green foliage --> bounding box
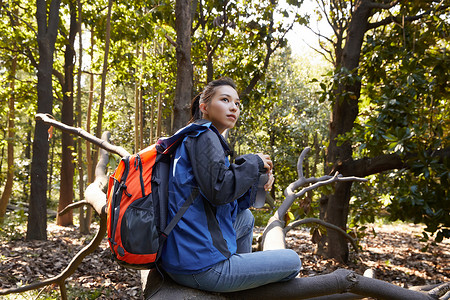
[252,208,272,227]
[345,4,450,241]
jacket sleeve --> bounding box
[185,130,266,206]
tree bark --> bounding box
[0,47,17,224]
[57,0,77,226]
[27,0,61,240]
[172,0,193,133]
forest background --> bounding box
[0,0,449,268]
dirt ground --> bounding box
[0,221,448,299]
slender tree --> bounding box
[26,0,61,240]
[57,0,78,226]
[0,48,17,224]
[76,0,90,234]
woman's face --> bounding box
[200,85,240,134]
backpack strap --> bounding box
[156,187,200,262]
[161,187,199,237]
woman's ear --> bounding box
[199,102,208,115]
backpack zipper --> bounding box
[137,154,146,198]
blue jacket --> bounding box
[161,120,265,274]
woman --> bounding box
[161,77,301,292]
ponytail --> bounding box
[189,93,202,123]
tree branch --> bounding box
[35,113,130,157]
[367,9,432,31]
[276,148,367,220]
[53,68,65,87]
[284,217,358,252]
[164,33,177,48]
[366,0,399,10]
[339,147,450,178]
[58,200,88,215]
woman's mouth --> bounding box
[227,115,236,121]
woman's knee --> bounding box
[234,209,255,230]
[280,249,302,272]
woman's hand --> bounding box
[256,153,273,171]
[256,153,274,191]
[264,169,274,191]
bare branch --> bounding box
[293,172,367,199]
[304,24,335,47]
[297,147,310,179]
[367,8,435,31]
[81,70,103,76]
[302,39,335,65]
[35,113,130,157]
[284,217,358,252]
[164,33,177,48]
[53,68,65,87]
[366,0,400,10]
[59,200,88,215]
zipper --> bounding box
[137,154,145,198]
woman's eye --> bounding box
[221,98,229,102]
[235,102,241,108]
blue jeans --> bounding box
[166,209,302,292]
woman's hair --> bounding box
[189,77,237,123]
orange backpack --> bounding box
[106,123,209,269]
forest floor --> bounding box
[0,220,449,299]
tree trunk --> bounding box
[48,137,55,201]
[134,44,141,152]
[24,120,32,202]
[321,0,373,262]
[75,0,90,234]
[86,27,95,188]
[172,0,193,133]
[57,0,77,226]
[157,45,164,138]
[139,46,145,150]
[92,0,112,170]
[27,0,61,240]
[0,49,17,224]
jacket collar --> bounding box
[194,119,232,156]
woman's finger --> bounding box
[265,172,274,191]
